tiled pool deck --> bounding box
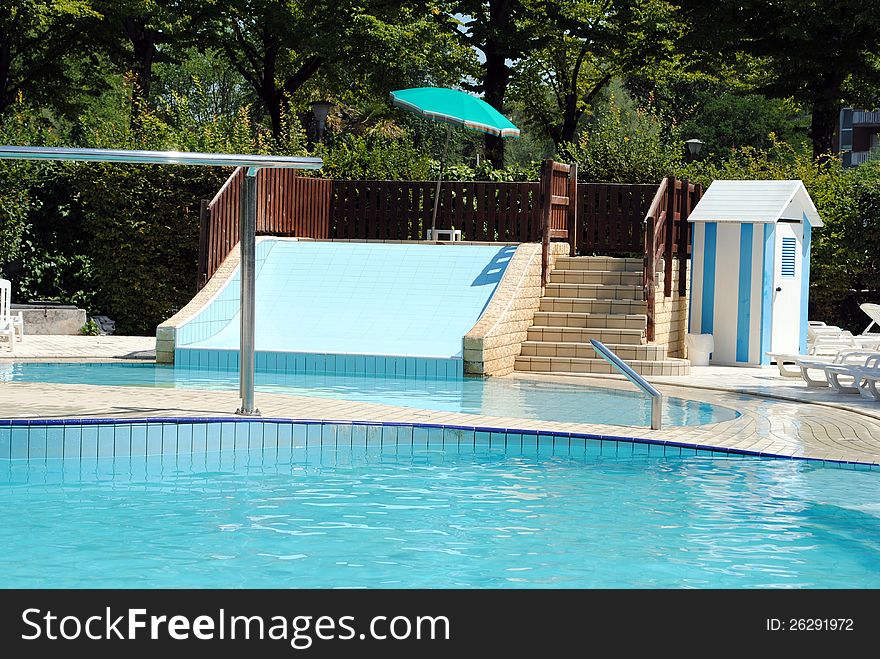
[1,358,879,466]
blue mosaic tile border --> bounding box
[0,417,876,470]
[174,348,463,379]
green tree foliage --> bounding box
[212,0,474,139]
[677,0,880,158]
[318,133,434,180]
[89,0,205,115]
[511,0,679,149]
[679,92,808,156]
[810,162,880,331]
[434,0,547,167]
[0,1,99,114]
[562,90,682,183]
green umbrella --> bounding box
[390,87,520,236]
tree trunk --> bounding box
[560,91,580,145]
[481,0,515,169]
[483,50,509,168]
[0,37,11,115]
[809,81,841,160]
[124,20,158,123]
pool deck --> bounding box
[0,335,155,360]
[2,343,879,465]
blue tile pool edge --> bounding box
[0,417,875,470]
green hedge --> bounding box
[0,162,226,335]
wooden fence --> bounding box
[197,169,332,282]
[197,162,657,287]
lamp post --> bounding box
[310,101,334,143]
[685,139,705,162]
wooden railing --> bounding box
[643,176,702,341]
[540,159,576,285]
[197,168,332,286]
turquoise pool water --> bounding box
[1,443,877,588]
[0,362,738,427]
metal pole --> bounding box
[237,166,260,416]
[651,395,663,431]
[430,124,452,237]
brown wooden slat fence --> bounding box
[327,180,544,242]
[198,168,332,286]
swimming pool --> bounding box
[0,362,737,427]
[1,426,877,589]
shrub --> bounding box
[317,133,434,180]
[561,95,683,183]
[75,163,227,335]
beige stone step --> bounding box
[527,326,645,345]
[539,297,648,315]
[519,341,667,360]
[532,311,647,330]
[553,256,643,272]
[544,283,644,301]
[514,355,690,376]
[549,269,643,286]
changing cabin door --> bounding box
[770,222,803,354]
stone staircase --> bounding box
[514,256,690,376]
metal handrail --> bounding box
[0,145,322,169]
[590,339,663,430]
[0,145,323,416]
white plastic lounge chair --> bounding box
[0,279,16,353]
[826,355,880,399]
[858,368,880,401]
[825,355,879,394]
[861,303,880,336]
[768,341,856,377]
[795,350,878,388]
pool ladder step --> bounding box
[515,255,690,377]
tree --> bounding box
[677,0,880,158]
[0,1,97,116]
[433,1,546,167]
[211,1,472,140]
[90,1,208,117]
[510,0,678,149]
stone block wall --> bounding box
[463,242,569,376]
[652,258,689,358]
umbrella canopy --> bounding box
[390,87,521,238]
[390,87,520,138]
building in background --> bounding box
[837,108,880,167]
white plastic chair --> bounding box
[0,279,17,353]
[861,303,880,335]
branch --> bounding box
[282,55,323,96]
[222,43,262,93]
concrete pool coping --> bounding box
[1,371,879,466]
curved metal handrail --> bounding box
[590,339,663,430]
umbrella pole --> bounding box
[430,124,452,237]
